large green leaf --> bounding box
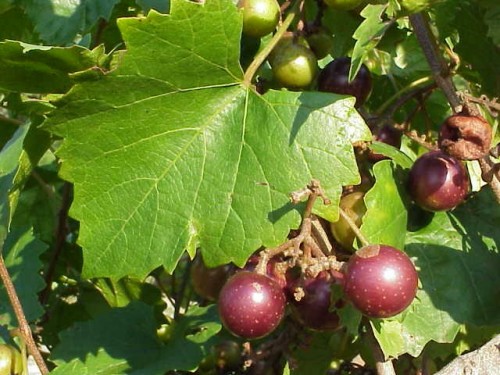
[50,303,221,374]
[44,0,371,279]
[19,0,120,45]
[0,227,47,327]
[372,187,500,358]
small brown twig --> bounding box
[256,180,341,277]
[0,255,49,374]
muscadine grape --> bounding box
[238,0,280,38]
[288,272,341,331]
[368,124,402,162]
[318,56,372,107]
[218,271,286,339]
[408,150,469,211]
[269,34,318,89]
[343,245,418,318]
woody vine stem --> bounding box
[409,12,500,203]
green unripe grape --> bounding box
[330,192,367,250]
[238,0,280,38]
[269,34,318,89]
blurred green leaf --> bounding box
[19,0,121,45]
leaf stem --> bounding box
[338,207,369,248]
[243,12,296,87]
[375,75,435,116]
[0,254,49,374]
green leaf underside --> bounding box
[0,227,46,327]
[50,303,221,374]
[361,160,408,250]
[372,187,500,359]
[0,41,102,93]
[44,0,371,279]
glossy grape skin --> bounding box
[343,245,418,318]
[218,271,286,339]
[269,35,318,89]
[238,0,280,38]
[408,150,469,211]
[318,56,372,107]
[288,272,341,331]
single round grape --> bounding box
[218,271,286,339]
[343,244,418,318]
[408,150,469,211]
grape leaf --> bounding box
[369,141,413,168]
[0,41,105,93]
[372,187,500,358]
[483,3,500,46]
[350,4,394,81]
[50,303,221,374]
[44,0,371,279]
[0,227,46,327]
[360,160,408,250]
[19,0,120,45]
[136,0,170,13]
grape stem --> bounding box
[0,254,49,374]
[255,180,344,277]
[243,11,296,87]
[338,207,369,248]
[409,12,500,203]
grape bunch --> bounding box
[190,0,495,373]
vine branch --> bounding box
[0,255,49,374]
[409,12,500,203]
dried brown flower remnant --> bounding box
[438,114,492,160]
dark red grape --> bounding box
[318,56,372,107]
[218,271,286,339]
[343,245,418,318]
[368,124,402,161]
[408,150,469,211]
[288,272,341,331]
